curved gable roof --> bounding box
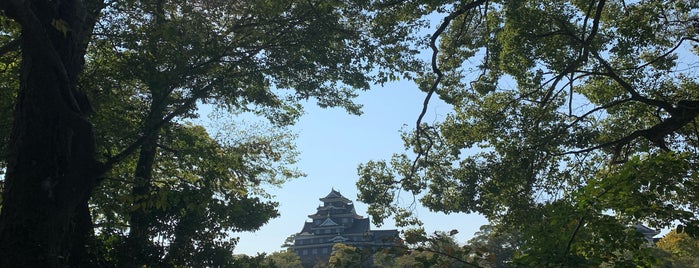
[319,217,339,227]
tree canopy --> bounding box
[357,0,699,266]
[0,0,420,266]
[3,0,698,266]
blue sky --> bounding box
[230,78,488,255]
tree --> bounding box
[265,249,304,268]
[0,1,105,266]
[327,243,366,268]
[357,0,699,266]
[655,229,699,267]
[373,229,487,268]
[411,230,488,268]
[466,225,520,267]
[0,0,420,265]
[88,119,298,266]
[232,253,269,268]
[82,0,405,265]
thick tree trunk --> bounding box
[0,0,103,266]
[0,39,100,267]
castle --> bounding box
[291,189,398,267]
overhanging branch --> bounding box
[411,0,487,179]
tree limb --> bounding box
[590,50,678,115]
[411,0,487,179]
[563,216,585,258]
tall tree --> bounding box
[89,121,295,267]
[357,0,699,266]
[83,0,416,266]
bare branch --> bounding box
[633,37,691,71]
[565,97,633,127]
[411,0,487,179]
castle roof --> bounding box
[320,189,351,203]
[292,189,398,268]
[319,217,339,227]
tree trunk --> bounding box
[126,107,165,267]
[0,36,100,267]
[0,0,103,266]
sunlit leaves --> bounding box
[92,121,291,266]
[264,249,303,268]
[328,243,366,268]
[357,0,699,266]
[656,229,699,261]
[583,152,699,228]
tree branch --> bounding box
[590,50,678,115]
[411,0,487,179]
[565,97,633,128]
[633,37,690,71]
[563,216,585,258]
[100,85,210,176]
[562,100,699,161]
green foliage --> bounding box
[654,229,699,267]
[0,17,19,177]
[90,121,295,266]
[264,249,304,268]
[373,230,489,267]
[232,253,269,268]
[467,225,520,267]
[357,0,699,266]
[69,0,427,265]
[582,152,699,230]
[328,243,362,268]
[2,0,428,266]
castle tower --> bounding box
[291,189,398,267]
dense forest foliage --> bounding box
[1,0,698,267]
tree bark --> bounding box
[126,105,166,267]
[0,0,103,266]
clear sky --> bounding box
[229,78,488,255]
